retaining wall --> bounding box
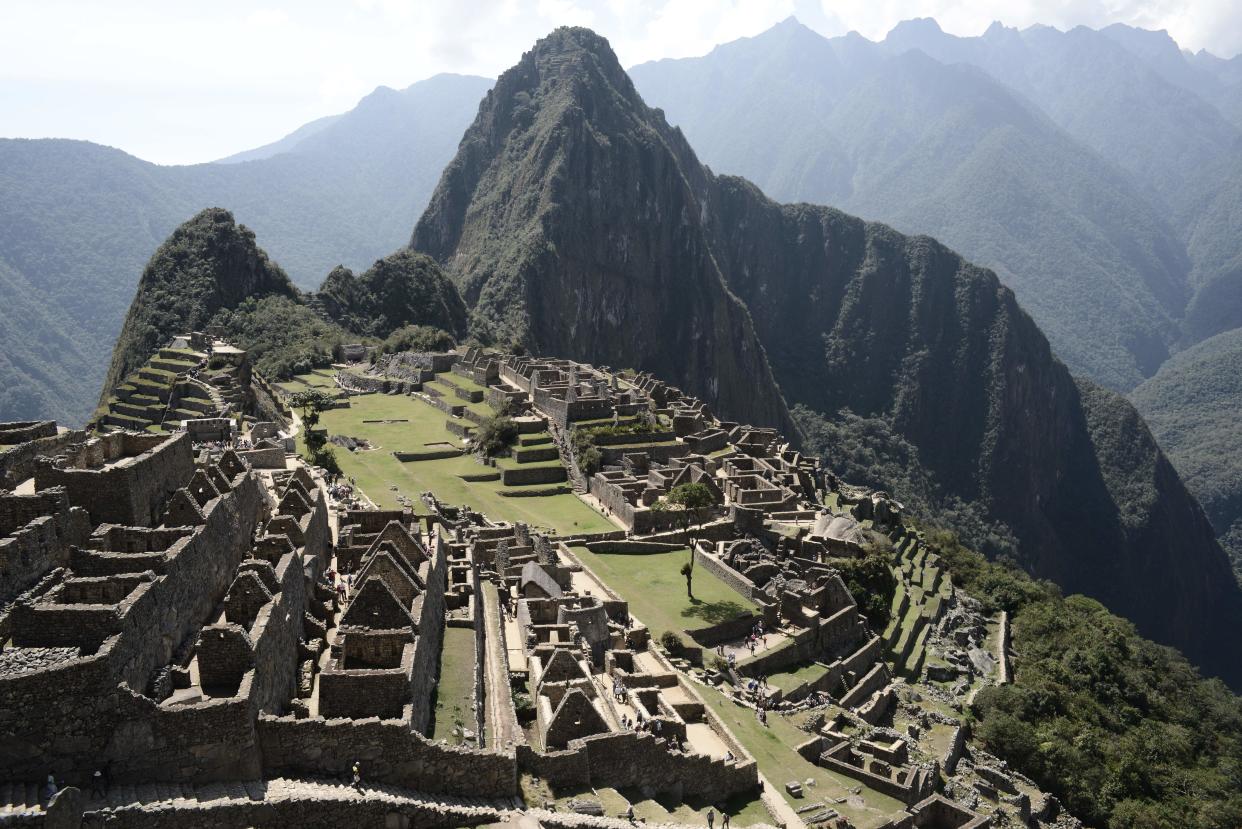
[256,715,517,797]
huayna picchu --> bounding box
[1,18,1241,829]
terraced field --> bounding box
[286,371,615,534]
[882,533,954,679]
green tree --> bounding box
[828,551,898,628]
[378,324,456,355]
[290,388,339,473]
[474,415,519,457]
[655,482,716,599]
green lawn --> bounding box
[699,688,904,826]
[766,660,830,693]
[431,626,477,741]
[278,368,338,392]
[423,378,493,418]
[568,545,756,638]
[291,378,614,535]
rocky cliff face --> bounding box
[702,178,1240,678]
[411,27,1242,685]
[411,27,793,434]
[102,208,297,397]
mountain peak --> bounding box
[887,17,944,39]
[101,208,296,397]
[410,26,795,432]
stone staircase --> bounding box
[548,419,589,493]
[0,780,44,819]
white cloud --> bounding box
[0,0,1236,164]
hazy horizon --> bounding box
[1,0,1238,166]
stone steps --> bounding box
[0,780,44,817]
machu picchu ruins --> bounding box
[0,341,1077,829]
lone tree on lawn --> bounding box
[289,388,339,473]
[656,482,715,599]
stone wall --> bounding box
[256,715,517,797]
[0,472,266,784]
[693,548,762,602]
[34,432,195,527]
[518,731,758,801]
[410,538,449,734]
[394,449,465,462]
[319,646,414,719]
[589,430,676,447]
[0,420,58,444]
[683,612,766,648]
[247,551,307,713]
[92,787,503,828]
[840,663,890,709]
[0,428,87,489]
[0,488,90,604]
[501,465,568,486]
[238,447,287,469]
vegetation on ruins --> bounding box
[928,531,1242,829]
[827,551,897,629]
[569,428,603,476]
[376,323,457,356]
[474,415,519,458]
[212,295,354,380]
[658,630,685,655]
[295,385,611,530]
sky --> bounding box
[1,0,1236,165]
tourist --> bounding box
[352,761,362,790]
[706,807,715,829]
[90,768,105,798]
[625,803,635,823]
[44,774,57,803]
[725,750,735,762]
[722,812,731,828]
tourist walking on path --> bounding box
[352,761,362,791]
[706,807,715,829]
[722,811,731,828]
